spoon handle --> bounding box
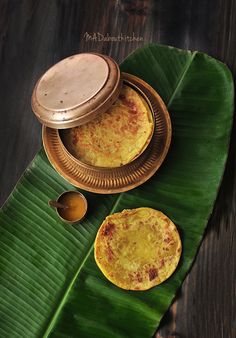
[48,200,68,209]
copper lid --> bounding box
[31,53,122,128]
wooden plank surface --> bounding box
[0,1,235,337]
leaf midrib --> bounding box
[43,193,123,337]
[43,51,197,338]
[167,51,197,108]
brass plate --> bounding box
[42,73,172,194]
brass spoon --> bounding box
[48,200,68,209]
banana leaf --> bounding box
[0,43,234,338]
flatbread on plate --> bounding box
[61,85,154,167]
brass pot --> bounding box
[32,53,171,194]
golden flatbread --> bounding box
[61,85,154,167]
[94,208,181,291]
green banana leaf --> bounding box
[0,43,234,338]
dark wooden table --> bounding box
[0,1,235,337]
